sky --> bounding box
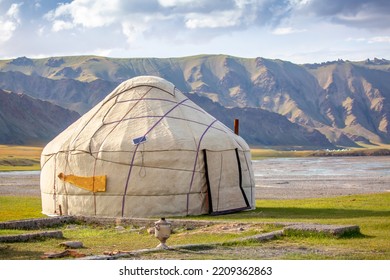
[0,0,389,64]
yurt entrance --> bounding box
[203,149,251,215]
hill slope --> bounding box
[0,89,80,145]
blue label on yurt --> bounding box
[132,136,147,145]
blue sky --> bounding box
[0,0,389,63]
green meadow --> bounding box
[0,193,389,260]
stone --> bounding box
[284,224,360,237]
[115,226,126,231]
[59,241,84,249]
[0,231,63,242]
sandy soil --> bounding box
[1,157,389,199]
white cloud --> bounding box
[6,3,22,22]
[0,20,17,43]
[183,0,264,29]
[346,37,367,42]
[35,0,390,62]
[368,36,390,44]
[52,20,75,32]
[291,0,312,5]
[44,0,288,37]
[346,36,390,44]
[272,27,306,35]
[45,0,120,30]
[121,20,147,45]
[0,3,23,44]
[185,11,241,29]
[37,26,45,36]
[298,0,390,29]
[158,0,194,7]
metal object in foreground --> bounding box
[154,218,172,249]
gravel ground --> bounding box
[253,156,390,199]
[0,171,40,196]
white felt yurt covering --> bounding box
[40,76,255,217]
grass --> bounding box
[188,193,390,259]
[0,220,274,260]
[0,196,45,222]
[0,145,42,171]
[0,193,389,259]
[251,148,313,159]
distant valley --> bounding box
[0,55,389,148]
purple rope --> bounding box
[186,119,218,215]
[118,97,178,103]
[118,97,205,113]
[103,115,225,133]
[121,98,189,216]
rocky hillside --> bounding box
[306,59,390,146]
[188,93,333,147]
[0,55,388,147]
[0,89,80,145]
[0,71,116,114]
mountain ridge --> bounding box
[0,89,80,145]
[0,55,389,147]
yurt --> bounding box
[40,76,255,218]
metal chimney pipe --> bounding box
[234,119,239,135]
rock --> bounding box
[66,224,78,230]
[137,226,146,234]
[284,224,360,237]
[42,250,86,259]
[0,231,63,242]
[115,226,125,231]
[147,227,155,234]
[59,241,84,249]
[42,250,70,259]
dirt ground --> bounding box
[123,243,332,260]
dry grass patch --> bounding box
[0,145,42,171]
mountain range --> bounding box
[0,55,389,148]
[0,89,79,145]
